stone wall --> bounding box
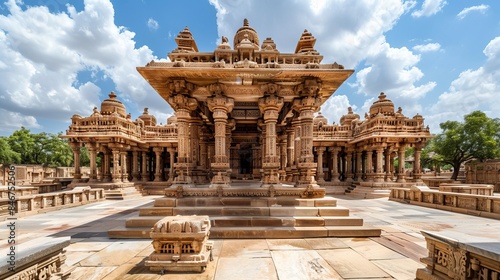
[390,186,500,219]
[465,159,500,192]
[0,187,104,220]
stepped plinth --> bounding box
[108,184,380,239]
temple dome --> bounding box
[138,108,157,126]
[233,19,260,50]
[314,112,328,126]
[369,92,394,117]
[100,91,126,118]
[340,107,360,126]
[167,113,177,125]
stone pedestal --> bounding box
[145,215,213,273]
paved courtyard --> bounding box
[1,194,499,279]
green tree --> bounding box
[45,133,73,167]
[0,137,21,164]
[431,111,500,180]
[8,127,36,163]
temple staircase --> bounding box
[108,196,381,239]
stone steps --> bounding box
[138,206,349,217]
[108,225,380,239]
[104,186,142,200]
[124,215,364,228]
[107,195,381,239]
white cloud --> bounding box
[457,5,489,20]
[208,0,432,120]
[354,43,435,107]
[412,0,447,18]
[430,37,500,130]
[147,18,159,30]
[0,109,40,131]
[0,0,166,134]
[320,95,356,124]
[413,42,441,53]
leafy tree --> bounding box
[431,111,500,180]
[45,133,73,167]
[0,137,21,164]
[8,127,36,163]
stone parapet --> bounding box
[0,237,73,280]
[390,187,500,219]
[0,187,104,220]
[165,185,325,199]
[417,231,500,280]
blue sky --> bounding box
[0,0,499,136]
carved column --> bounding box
[375,147,385,182]
[207,89,234,185]
[120,151,129,183]
[365,150,374,182]
[397,145,406,183]
[279,135,287,180]
[315,146,326,183]
[258,94,284,185]
[345,149,353,182]
[167,147,176,183]
[292,91,321,186]
[141,151,148,181]
[70,143,82,182]
[355,149,363,182]
[131,150,139,182]
[103,150,111,182]
[169,92,198,184]
[385,147,393,182]
[413,143,424,182]
[88,143,97,182]
[153,147,163,182]
[329,147,340,182]
[111,149,121,183]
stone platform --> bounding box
[108,195,380,239]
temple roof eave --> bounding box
[137,66,354,105]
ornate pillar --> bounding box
[169,91,198,184]
[111,149,121,183]
[329,147,340,182]
[385,147,393,182]
[375,147,385,182]
[365,150,374,182]
[207,87,234,185]
[355,149,363,182]
[279,134,287,180]
[258,93,284,185]
[88,143,97,182]
[131,150,139,182]
[315,147,326,183]
[120,151,129,182]
[345,149,353,182]
[292,82,321,186]
[167,147,176,183]
[413,143,424,182]
[70,143,82,182]
[397,145,406,183]
[141,151,148,181]
[103,150,111,182]
[153,147,163,182]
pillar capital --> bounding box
[258,94,284,115]
[207,93,234,114]
[168,93,198,112]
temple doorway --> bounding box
[238,144,253,177]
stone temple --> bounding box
[62,19,432,238]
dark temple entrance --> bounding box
[239,144,253,176]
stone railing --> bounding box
[417,231,500,280]
[67,115,142,140]
[0,187,105,220]
[142,125,178,141]
[390,186,500,219]
[165,185,325,199]
[438,183,494,196]
[422,178,457,188]
[0,237,74,280]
